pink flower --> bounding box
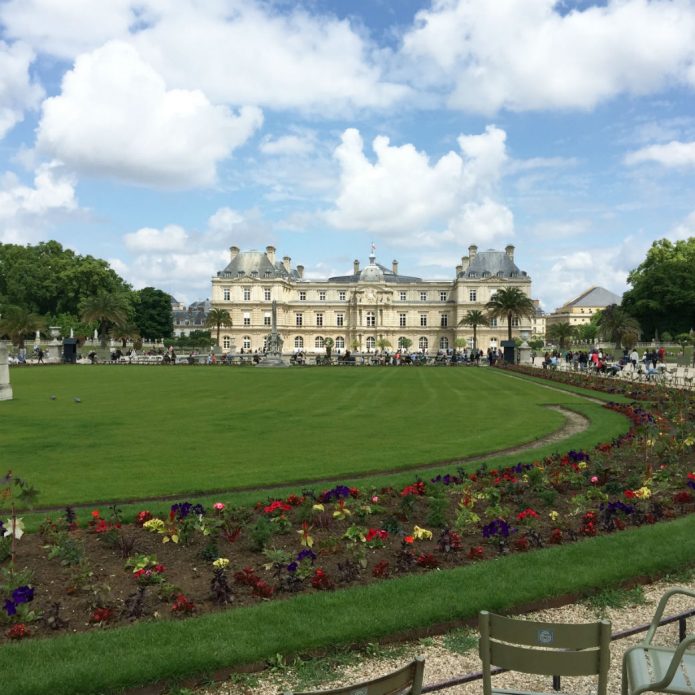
[213,502,225,511]
[371,495,379,503]
[590,476,599,485]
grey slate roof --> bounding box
[217,250,300,280]
[459,250,528,279]
[328,263,422,284]
[563,286,622,308]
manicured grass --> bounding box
[2,517,693,695]
[3,366,623,508]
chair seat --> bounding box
[624,646,695,695]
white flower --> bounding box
[4,517,24,540]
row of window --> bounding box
[222,288,500,303]
[221,335,481,351]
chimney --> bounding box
[505,244,515,260]
[297,264,304,279]
[461,255,470,271]
[392,259,398,275]
[283,256,291,272]
[456,264,463,275]
[266,245,276,265]
[230,246,240,261]
[353,259,360,274]
[468,245,478,259]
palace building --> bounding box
[210,244,534,354]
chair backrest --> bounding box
[283,655,425,695]
[479,611,611,695]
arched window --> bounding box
[439,336,449,351]
[335,336,345,349]
[366,336,376,350]
[419,336,429,351]
[222,335,231,349]
[294,336,304,349]
[315,336,325,349]
[242,335,251,350]
[398,336,409,349]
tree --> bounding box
[112,320,141,349]
[80,291,132,346]
[458,309,489,352]
[622,237,695,337]
[485,288,536,342]
[133,287,173,340]
[546,322,575,350]
[596,304,641,349]
[376,337,392,353]
[205,308,232,347]
[398,336,412,351]
[323,337,334,359]
[575,323,598,343]
[0,306,46,348]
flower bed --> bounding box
[1,388,694,643]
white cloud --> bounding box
[667,210,695,239]
[0,162,79,243]
[124,225,189,252]
[325,125,514,250]
[36,41,263,188]
[400,0,695,113]
[0,41,44,140]
[625,140,695,167]
[260,134,316,156]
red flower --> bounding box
[252,580,274,598]
[310,568,334,591]
[372,561,390,578]
[549,528,563,544]
[403,535,414,544]
[516,508,539,522]
[263,500,292,514]
[467,545,484,560]
[400,481,426,497]
[624,490,637,499]
[154,564,165,573]
[7,623,29,639]
[171,594,195,613]
[416,553,440,569]
[285,494,304,507]
[365,528,388,543]
[514,537,530,551]
[135,511,153,526]
[90,607,113,623]
[674,491,693,504]
[349,487,361,498]
[91,510,101,519]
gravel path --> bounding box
[196,575,695,695]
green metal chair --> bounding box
[479,610,611,695]
[282,655,425,695]
[622,587,695,695]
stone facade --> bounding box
[210,244,534,354]
[546,286,622,328]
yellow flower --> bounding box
[412,525,432,541]
[312,504,325,512]
[645,439,655,448]
[635,486,651,499]
[683,437,694,447]
[212,558,230,569]
[143,518,165,532]
[577,462,587,470]
[549,511,559,521]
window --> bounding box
[440,291,447,302]
[264,271,272,278]
[439,337,449,351]
[512,317,520,327]
[490,317,497,327]
[398,336,409,349]
[299,291,306,301]
[316,313,323,327]
[294,336,304,349]
[264,288,271,301]
[366,311,376,327]
[469,290,477,302]
[419,336,429,351]
[319,291,326,301]
[366,336,376,350]
[243,311,251,327]
[420,291,428,302]
[399,313,407,327]
[420,313,427,327]
[264,312,271,327]
[335,336,345,349]
[295,313,303,327]
[339,291,346,301]
[223,288,230,301]
[336,313,344,327]
[440,314,448,327]
[242,335,251,350]
[222,336,231,349]
[315,336,325,349]
[243,288,251,301]
[400,291,407,301]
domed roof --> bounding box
[359,250,384,283]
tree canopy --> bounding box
[596,304,641,349]
[622,237,695,338]
[485,287,536,342]
[133,287,173,339]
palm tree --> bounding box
[398,336,412,352]
[546,322,575,350]
[80,292,131,346]
[112,320,141,349]
[596,305,641,349]
[485,287,536,342]
[458,309,489,352]
[376,337,392,353]
[205,308,233,347]
[323,337,335,359]
[0,306,46,348]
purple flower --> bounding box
[296,549,316,563]
[319,485,351,502]
[171,502,204,519]
[287,562,298,574]
[482,519,514,539]
[4,599,17,616]
[12,586,34,604]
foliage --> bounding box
[546,322,575,349]
[397,336,413,351]
[133,288,173,340]
[80,291,133,346]
[205,308,232,346]
[458,309,489,351]
[622,237,695,337]
[0,306,46,348]
[596,304,641,348]
[485,288,536,342]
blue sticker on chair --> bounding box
[537,629,555,645]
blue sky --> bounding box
[1,0,694,310]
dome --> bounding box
[359,251,384,283]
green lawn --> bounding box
[2,366,623,508]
